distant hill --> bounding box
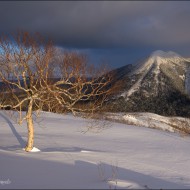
[106,50,190,117]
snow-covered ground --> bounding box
[0,110,190,189]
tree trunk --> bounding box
[25,99,34,152]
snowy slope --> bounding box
[103,112,190,133]
[0,110,190,189]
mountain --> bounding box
[107,50,190,117]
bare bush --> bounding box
[169,118,190,136]
[97,161,119,189]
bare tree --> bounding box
[0,31,54,151]
[47,50,117,116]
[0,31,117,152]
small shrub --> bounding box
[169,118,190,136]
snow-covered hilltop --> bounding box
[151,50,183,60]
[148,50,186,67]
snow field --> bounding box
[0,110,190,189]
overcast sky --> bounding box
[1,1,190,68]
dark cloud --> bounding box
[0,1,190,68]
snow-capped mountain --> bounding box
[122,50,189,97]
[108,50,190,117]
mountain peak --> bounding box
[151,50,181,59]
[151,50,165,57]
